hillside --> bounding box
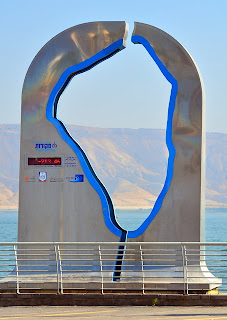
[0,124,227,210]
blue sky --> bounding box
[0,0,226,132]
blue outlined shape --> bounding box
[126,35,178,238]
[46,34,178,240]
[46,39,127,238]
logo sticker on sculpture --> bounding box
[50,177,63,183]
[25,176,35,182]
[66,175,84,183]
[39,172,47,182]
[33,141,57,151]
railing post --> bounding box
[13,245,20,294]
[54,245,59,294]
[140,245,145,294]
[98,245,104,294]
[184,246,189,294]
[58,245,63,294]
[181,245,188,295]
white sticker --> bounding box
[39,172,47,182]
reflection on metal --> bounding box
[0,242,224,294]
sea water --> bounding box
[0,211,17,242]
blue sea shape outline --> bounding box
[46,33,177,240]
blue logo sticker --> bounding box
[69,175,84,183]
[39,172,47,182]
[33,141,57,151]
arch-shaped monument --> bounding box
[19,21,205,244]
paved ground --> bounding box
[0,306,227,320]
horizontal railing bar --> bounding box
[60,271,184,274]
[58,248,100,250]
[16,270,56,273]
[16,254,55,256]
[17,264,56,266]
[0,242,226,245]
[60,259,98,261]
[15,248,55,250]
[15,250,55,252]
[61,272,101,275]
[121,270,184,273]
[200,264,227,267]
[59,266,103,268]
[141,253,181,255]
[60,253,98,255]
[0,264,15,267]
[10,288,58,290]
[187,272,227,275]
[106,276,185,279]
[61,266,102,268]
[202,250,227,252]
[187,254,227,257]
[183,267,227,270]
[188,259,227,262]
[59,249,180,251]
[17,259,56,262]
[142,257,182,260]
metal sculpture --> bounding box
[19,21,205,245]
[17,20,216,290]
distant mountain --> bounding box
[0,125,20,210]
[0,124,227,210]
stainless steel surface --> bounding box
[19,22,128,242]
[0,242,225,294]
[129,22,206,242]
[19,21,205,245]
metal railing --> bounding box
[0,242,226,294]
